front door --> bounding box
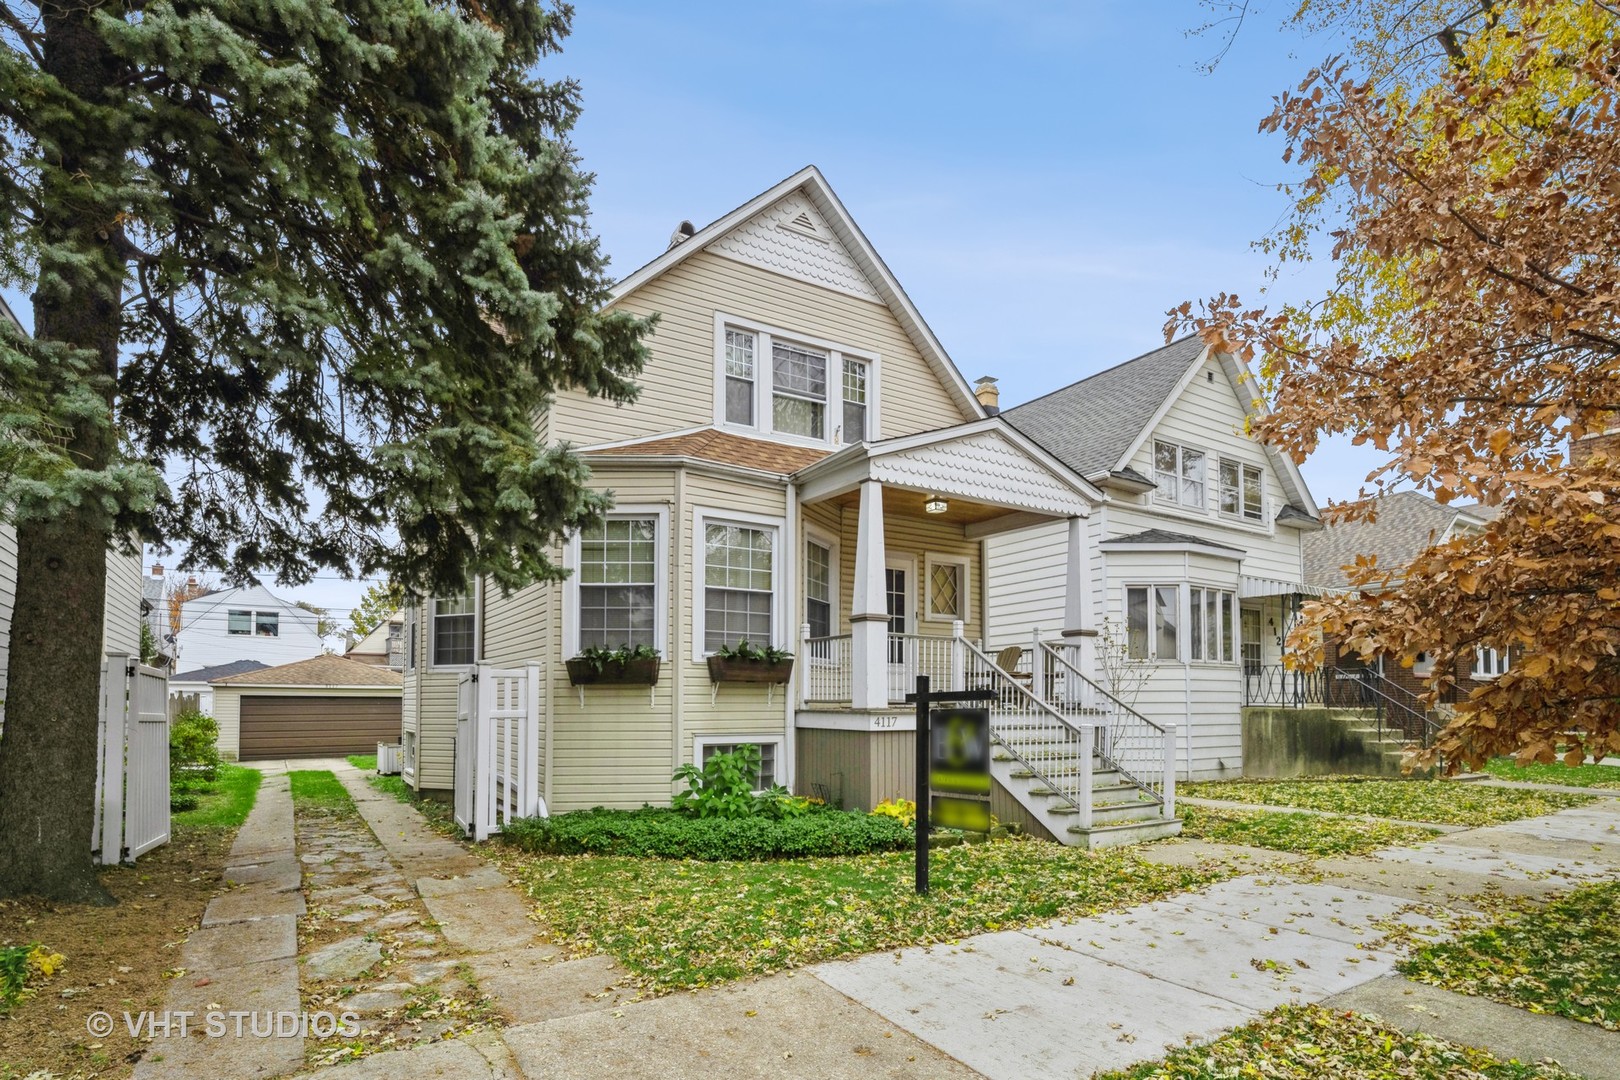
[1240,607,1263,675]
[885,558,914,698]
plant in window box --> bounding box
[565,644,661,686]
[706,640,795,684]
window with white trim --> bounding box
[695,737,780,791]
[1412,651,1435,677]
[1126,585,1180,660]
[715,317,877,447]
[701,519,777,653]
[925,554,970,622]
[431,595,476,667]
[576,516,659,651]
[227,609,251,635]
[403,606,417,670]
[1154,441,1206,508]
[228,609,279,636]
[806,539,833,639]
[724,329,755,426]
[1188,587,1236,662]
[1218,459,1265,521]
[1473,647,1509,679]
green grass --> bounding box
[499,838,1238,992]
[1483,757,1620,789]
[1181,776,1593,826]
[288,769,354,810]
[346,753,377,771]
[1177,803,1439,856]
[1400,880,1620,1030]
[171,763,262,830]
[1095,1003,1576,1079]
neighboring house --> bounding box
[345,611,404,669]
[400,167,1191,846]
[0,296,144,722]
[172,584,325,671]
[1303,490,1505,701]
[982,336,1325,780]
[210,654,402,761]
[168,659,269,716]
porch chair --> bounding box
[993,645,1033,699]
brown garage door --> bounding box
[239,695,402,760]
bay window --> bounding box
[700,519,777,654]
[577,517,659,651]
[1126,585,1180,660]
[1189,588,1237,662]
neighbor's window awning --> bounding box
[1239,576,1324,600]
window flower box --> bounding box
[706,641,795,684]
[566,646,661,687]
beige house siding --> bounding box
[402,607,464,793]
[551,250,970,448]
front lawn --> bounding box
[1483,758,1620,790]
[1181,776,1592,826]
[1095,1003,1575,1080]
[1177,803,1439,856]
[495,839,1236,992]
[1400,880,1620,1030]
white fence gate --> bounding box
[454,663,544,841]
[93,653,171,865]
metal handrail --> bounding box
[1243,664,1441,746]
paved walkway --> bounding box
[144,763,1620,1079]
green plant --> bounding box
[0,944,65,1011]
[872,798,917,828]
[171,763,262,831]
[572,643,660,673]
[713,640,793,664]
[169,708,221,810]
[672,745,762,819]
[497,806,911,861]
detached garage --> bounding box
[212,654,403,761]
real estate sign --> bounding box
[929,707,991,832]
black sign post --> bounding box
[907,676,996,896]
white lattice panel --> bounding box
[707,193,881,302]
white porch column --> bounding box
[1061,515,1097,676]
[850,480,889,710]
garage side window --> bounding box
[432,595,476,667]
[228,609,252,635]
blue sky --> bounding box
[21,1,1388,619]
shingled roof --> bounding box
[1001,335,1207,479]
[584,428,832,475]
[211,654,402,688]
[172,659,269,684]
[1303,492,1496,589]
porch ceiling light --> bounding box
[924,495,949,515]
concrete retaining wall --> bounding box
[1241,707,1405,778]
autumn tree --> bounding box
[349,579,406,640]
[0,0,648,900]
[1174,1,1620,770]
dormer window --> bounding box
[715,314,878,447]
[1219,459,1265,521]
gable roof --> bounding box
[1100,529,1246,558]
[608,165,985,425]
[172,659,269,684]
[1003,336,1208,479]
[1302,491,1495,589]
[584,427,832,475]
[211,653,402,688]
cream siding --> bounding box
[553,250,969,447]
[403,606,463,793]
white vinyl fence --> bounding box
[454,663,544,841]
[93,653,171,864]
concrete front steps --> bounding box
[990,743,1181,849]
[1333,709,1414,774]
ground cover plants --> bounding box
[1400,880,1620,1030]
[1181,776,1591,826]
[1177,804,1438,856]
[495,839,1236,991]
[1094,1003,1576,1080]
[498,806,911,860]
[1483,758,1620,790]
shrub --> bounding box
[170,708,221,781]
[872,798,916,828]
[670,744,808,820]
[498,806,913,861]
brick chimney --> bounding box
[974,376,1000,415]
[150,563,164,577]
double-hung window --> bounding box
[1154,441,1206,509]
[1473,647,1509,679]
[1188,588,1236,662]
[716,317,876,446]
[255,612,279,637]
[432,595,476,667]
[1126,585,1180,660]
[227,609,252,636]
[1219,459,1265,521]
[702,520,776,653]
[806,539,833,639]
[577,517,659,651]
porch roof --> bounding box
[582,427,832,475]
[1239,575,1325,599]
[793,417,1101,518]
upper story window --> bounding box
[1219,459,1265,522]
[432,595,476,667]
[1473,647,1509,680]
[228,610,279,636]
[1154,441,1206,509]
[715,315,877,447]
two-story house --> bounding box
[172,583,325,671]
[981,340,1325,780]
[400,167,1188,847]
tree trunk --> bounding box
[0,0,124,902]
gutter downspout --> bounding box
[784,480,799,790]
[673,467,687,785]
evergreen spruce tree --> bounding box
[0,0,648,900]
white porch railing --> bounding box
[885,633,959,703]
[93,654,171,865]
[1040,640,1175,815]
[802,633,853,703]
[454,662,544,841]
